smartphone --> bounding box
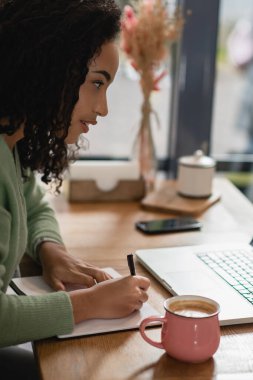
[135,217,202,234]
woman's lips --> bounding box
[80,121,89,133]
[80,120,97,133]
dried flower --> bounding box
[120,0,184,191]
[121,0,184,94]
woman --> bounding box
[0,0,150,352]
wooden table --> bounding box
[34,178,253,380]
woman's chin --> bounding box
[65,134,89,148]
[65,134,79,145]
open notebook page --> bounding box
[10,267,160,339]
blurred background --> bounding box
[77,0,253,201]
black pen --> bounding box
[127,253,136,276]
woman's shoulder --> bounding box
[0,136,16,177]
[0,135,22,203]
[0,134,13,160]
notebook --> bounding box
[135,240,253,326]
[10,268,159,338]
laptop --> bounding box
[135,240,253,326]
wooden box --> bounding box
[64,178,145,202]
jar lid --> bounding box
[178,150,215,168]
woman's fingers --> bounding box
[64,271,97,287]
[45,275,66,291]
[59,268,111,288]
[77,266,112,283]
[140,289,149,303]
[135,276,151,291]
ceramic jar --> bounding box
[177,150,216,198]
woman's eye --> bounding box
[93,81,104,89]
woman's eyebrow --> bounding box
[92,70,111,82]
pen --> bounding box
[127,253,136,276]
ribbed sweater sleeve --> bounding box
[0,291,74,347]
[23,173,64,261]
[0,208,74,347]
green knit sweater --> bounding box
[0,136,74,347]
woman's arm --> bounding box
[23,173,112,287]
[23,173,64,261]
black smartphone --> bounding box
[135,217,202,234]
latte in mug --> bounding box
[169,299,217,318]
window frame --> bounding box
[166,0,220,176]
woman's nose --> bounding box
[95,95,108,117]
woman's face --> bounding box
[66,41,119,144]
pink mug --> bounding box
[140,295,220,363]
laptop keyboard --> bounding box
[197,249,253,304]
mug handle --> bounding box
[139,316,166,349]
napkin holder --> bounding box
[63,160,145,202]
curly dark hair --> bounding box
[0,0,121,188]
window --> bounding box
[212,0,253,160]
[168,0,253,201]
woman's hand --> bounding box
[38,241,111,290]
[70,275,151,323]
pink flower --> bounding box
[120,5,138,54]
[124,5,137,26]
[120,0,183,93]
[130,60,138,70]
[153,70,167,91]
